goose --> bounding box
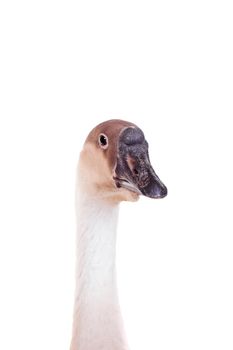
[70,119,167,350]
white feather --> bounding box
[70,187,129,350]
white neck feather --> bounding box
[70,188,129,350]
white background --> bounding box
[0,1,232,349]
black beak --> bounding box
[114,127,167,199]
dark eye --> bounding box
[98,134,108,149]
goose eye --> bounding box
[98,134,108,149]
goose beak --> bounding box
[114,127,167,199]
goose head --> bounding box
[78,119,167,202]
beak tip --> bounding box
[141,183,168,199]
[160,185,168,198]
